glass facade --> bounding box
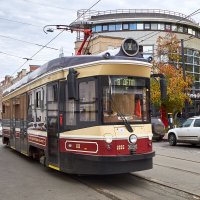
[184,48,200,89]
[91,22,200,38]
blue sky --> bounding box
[0,0,200,81]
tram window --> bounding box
[48,84,58,102]
[66,99,76,126]
[47,84,58,111]
[2,101,10,119]
[79,81,96,122]
[103,77,150,123]
[65,82,77,126]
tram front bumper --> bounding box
[60,151,155,175]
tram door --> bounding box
[47,82,59,166]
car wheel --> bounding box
[168,133,177,146]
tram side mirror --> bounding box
[67,68,78,99]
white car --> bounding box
[168,116,200,146]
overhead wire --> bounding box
[21,0,77,11]
[0,51,48,61]
[0,34,58,50]
[0,17,41,28]
[10,0,102,76]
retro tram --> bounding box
[2,37,155,174]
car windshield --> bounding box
[182,119,193,127]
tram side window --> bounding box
[2,101,11,127]
[28,93,33,122]
[65,83,77,126]
[79,81,96,122]
[47,84,58,112]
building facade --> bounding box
[73,9,200,117]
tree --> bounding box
[151,33,193,122]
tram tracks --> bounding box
[73,173,199,200]
[153,163,200,176]
[156,153,200,164]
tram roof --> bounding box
[3,55,149,96]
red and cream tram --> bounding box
[2,38,155,174]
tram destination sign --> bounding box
[113,77,145,87]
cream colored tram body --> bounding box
[2,39,154,174]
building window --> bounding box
[165,24,171,31]
[158,24,165,30]
[172,25,177,31]
[109,24,116,31]
[144,23,150,30]
[116,23,122,30]
[186,49,193,55]
[137,23,143,30]
[96,25,102,32]
[186,56,193,64]
[183,27,188,33]
[194,66,200,73]
[151,23,158,30]
[188,28,193,34]
[185,65,193,72]
[194,74,200,81]
[123,23,129,30]
[143,45,153,54]
[177,25,183,32]
[92,26,96,32]
[129,23,136,30]
[103,25,108,31]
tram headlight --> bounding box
[104,134,113,144]
[129,134,137,144]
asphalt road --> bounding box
[0,139,199,200]
[135,142,200,197]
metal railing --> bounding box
[77,9,197,24]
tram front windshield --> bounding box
[103,76,150,124]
